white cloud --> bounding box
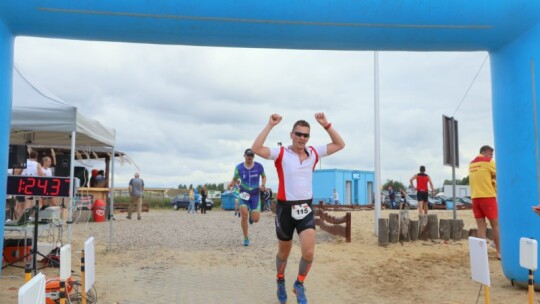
[14,37,493,190]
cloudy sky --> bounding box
[13,37,493,190]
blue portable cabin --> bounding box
[312,169,374,206]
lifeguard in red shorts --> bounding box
[469,145,501,260]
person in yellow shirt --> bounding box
[469,145,500,260]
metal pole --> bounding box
[450,118,457,220]
[67,131,76,244]
[374,51,381,234]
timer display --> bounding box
[7,176,71,197]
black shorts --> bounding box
[275,199,316,241]
[417,191,429,202]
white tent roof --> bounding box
[10,67,116,147]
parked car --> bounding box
[171,193,191,210]
[445,197,471,210]
[171,193,214,210]
[405,195,418,209]
[408,193,435,209]
[430,196,446,209]
[385,193,418,209]
[457,197,472,209]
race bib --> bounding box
[239,192,251,201]
[291,203,312,220]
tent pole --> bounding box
[67,131,76,244]
[109,146,115,251]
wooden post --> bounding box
[409,220,419,241]
[399,210,410,242]
[451,219,464,241]
[469,229,478,237]
[345,212,351,243]
[427,214,439,240]
[439,219,451,241]
[378,218,389,246]
[419,215,428,240]
[389,213,399,243]
[81,251,86,304]
[461,229,469,240]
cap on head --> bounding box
[244,149,254,156]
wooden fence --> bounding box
[315,201,373,211]
[314,202,352,242]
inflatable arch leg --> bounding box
[0,21,13,276]
[491,22,540,287]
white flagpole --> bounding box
[374,51,381,234]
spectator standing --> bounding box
[200,185,208,214]
[469,145,501,260]
[333,189,339,205]
[127,172,144,220]
[14,150,43,218]
[188,188,196,214]
[40,156,54,208]
[387,185,396,209]
[194,188,200,213]
[90,169,98,187]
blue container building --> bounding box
[313,169,374,206]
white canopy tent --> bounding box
[10,67,115,147]
[10,66,117,247]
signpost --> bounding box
[443,115,459,220]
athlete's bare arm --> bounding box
[252,114,282,159]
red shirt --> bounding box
[416,173,429,192]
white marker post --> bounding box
[519,237,538,304]
[469,237,491,304]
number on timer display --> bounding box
[8,176,71,197]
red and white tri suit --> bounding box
[270,145,328,202]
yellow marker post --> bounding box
[81,251,86,304]
[484,285,490,304]
[519,237,538,304]
[529,269,535,304]
[59,280,66,304]
[24,263,31,282]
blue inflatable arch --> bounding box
[1,1,540,285]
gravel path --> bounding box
[78,208,334,253]
[68,208,338,304]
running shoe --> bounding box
[293,280,307,304]
[243,237,250,246]
[277,280,287,304]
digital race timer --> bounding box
[6,176,71,197]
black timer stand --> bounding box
[2,199,57,273]
[30,198,57,274]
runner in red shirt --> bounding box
[410,165,434,215]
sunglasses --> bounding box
[293,131,310,138]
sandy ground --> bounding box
[0,208,535,304]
